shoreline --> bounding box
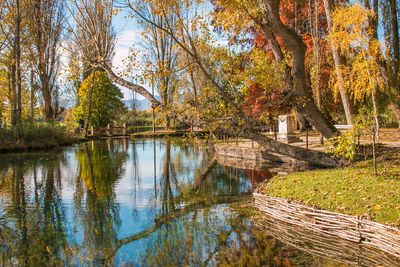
[0,137,89,154]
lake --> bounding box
[0,139,397,266]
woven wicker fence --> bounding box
[253,193,400,261]
[253,215,400,266]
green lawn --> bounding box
[258,157,400,226]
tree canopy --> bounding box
[73,71,126,127]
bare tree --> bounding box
[66,0,117,135]
[28,0,65,121]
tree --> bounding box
[0,0,25,126]
[68,0,339,167]
[28,0,65,121]
[329,4,383,137]
[323,0,355,125]
[214,0,338,138]
[135,3,180,129]
[67,0,117,133]
[363,0,400,129]
[73,71,126,127]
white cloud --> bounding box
[113,29,150,100]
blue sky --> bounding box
[112,8,146,100]
[110,2,218,101]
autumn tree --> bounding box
[73,0,336,167]
[363,0,400,129]
[74,71,126,127]
[329,4,384,137]
[211,0,338,138]
[322,0,355,124]
[133,2,180,129]
[0,0,25,125]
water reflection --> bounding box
[0,153,68,266]
[0,139,395,266]
[73,142,128,265]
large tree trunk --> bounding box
[260,0,337,139]
[323,0,355,125]
[295,111,307,131]
[41,85,54,121]
[101,64,160,107]
[245,129,338,167]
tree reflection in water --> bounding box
[0,153,68,266]
[73,141,128,265]
[1,139,385,266]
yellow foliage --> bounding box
[329,4,384,101]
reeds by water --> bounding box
[0,123,74,151]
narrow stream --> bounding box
[0,139,397,266]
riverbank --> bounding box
[0,123,87,153]
[257,147,400,226]
[0,137,87,153]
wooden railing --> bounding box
[89,123,127,136]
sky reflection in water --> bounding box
[1,139,394,266]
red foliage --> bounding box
[211,0,341,118]
[243,83,290,117]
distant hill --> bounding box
[123,96,161,111]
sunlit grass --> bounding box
[259,156,400,225]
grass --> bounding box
[0,123,77,152]
[258,155,400,226]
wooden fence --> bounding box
[89,123,127,137]
[253,214,400,266]
[253,193,400,260]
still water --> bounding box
[0,139,397,266]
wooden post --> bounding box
[306,129,309,149]
[274,125,277,141]
[372,125,377,178]
[90,126,94,136]
[107,124,113,136]
[123,123,127,136]
[152,108,156,133]
[235,137,238,146]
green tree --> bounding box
[74,71,126,127]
